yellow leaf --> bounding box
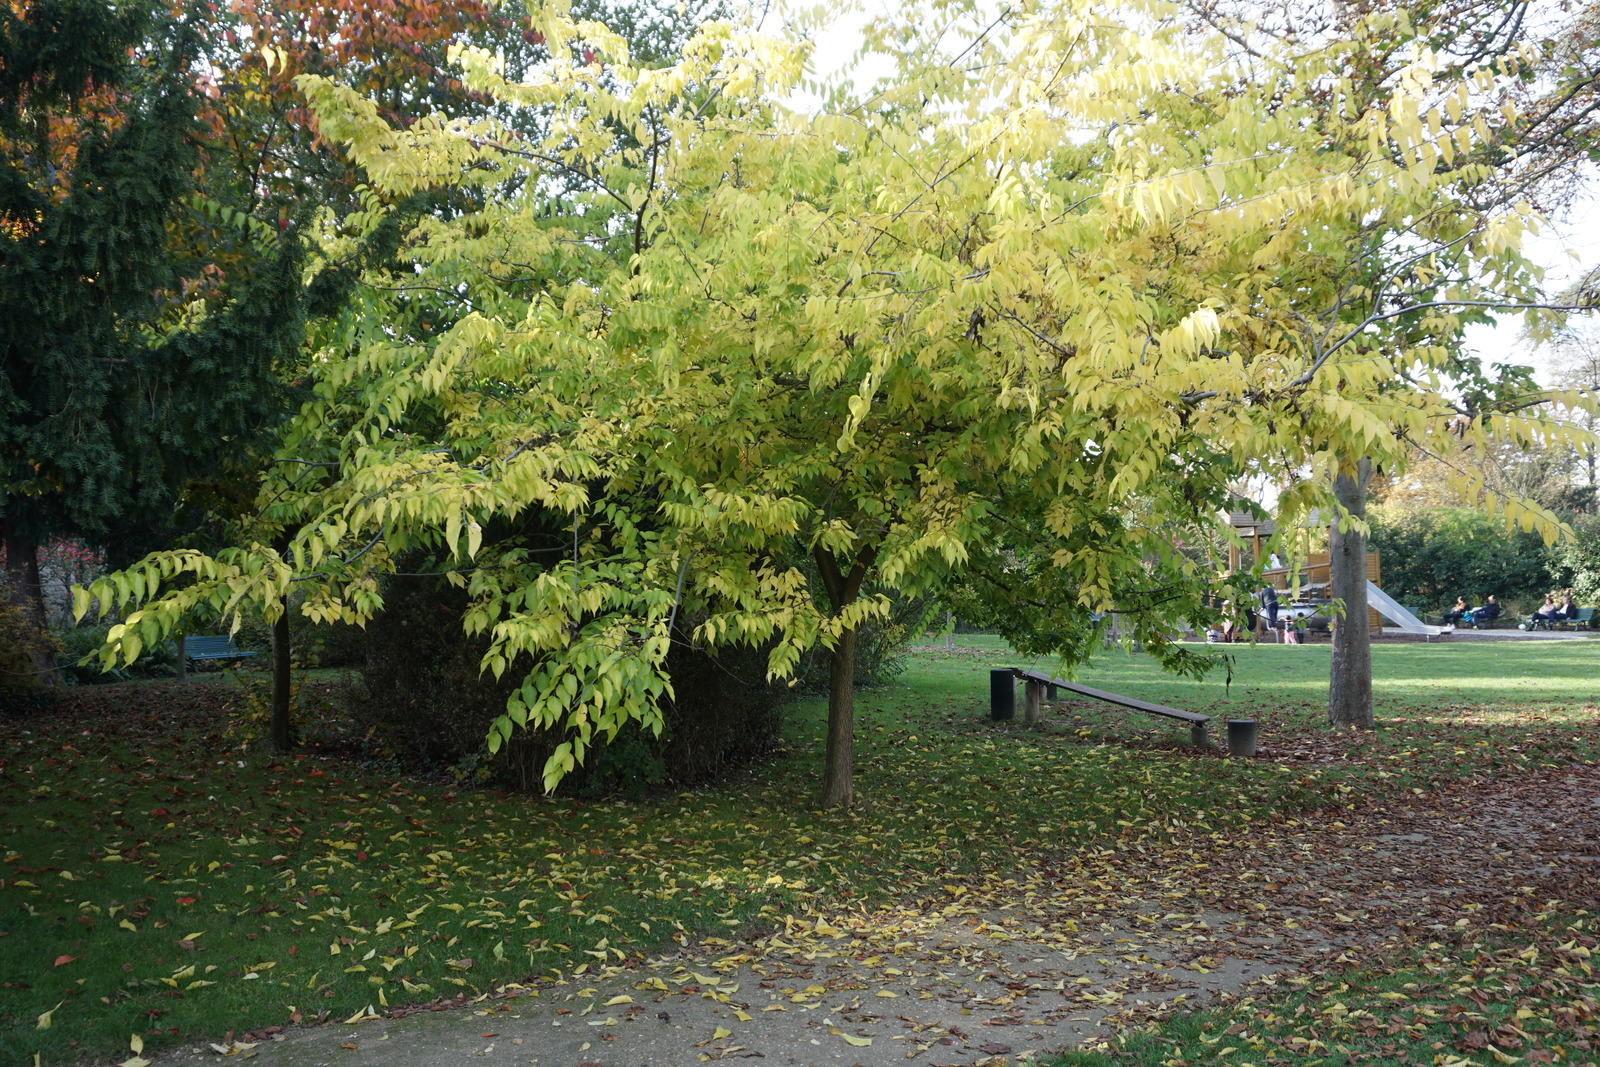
[131,1034,144,1054]
[712,1027,732,1039]
[604,995,633,1005]
[37,1001,63,1029]
[834,1030,871,1047]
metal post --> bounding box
[1227,719,1258,757]
[989,669,1015,721]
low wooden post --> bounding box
[989,670,1015,721]
[1023,678,1045,723]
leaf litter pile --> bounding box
[0,642,1597,1066]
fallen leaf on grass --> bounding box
[52,955,77,967]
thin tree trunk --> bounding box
[269,610,293,752]
[175,635,188,683]
[814,544,877,809]
[2,520,60,686]
[1329,458,1374,729]
[819,626,858,807]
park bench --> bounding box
[182,634,259,669]
[1011,668,1213,748]
[1553,608,1595,632]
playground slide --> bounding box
[1365,581,1451,637]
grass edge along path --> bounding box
[1049,898,1599,1067]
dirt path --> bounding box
[154,763,1600,1067]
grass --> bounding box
[1047,905,1600,1067]
[3,637,1598,1064]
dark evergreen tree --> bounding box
[1,0,303,683]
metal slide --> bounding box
[1364,581,1452,638]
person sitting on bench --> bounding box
[1442,595,1470,625]
[1557,593,1578,623]
[1468,594,1501,627]
[1530,593,1561,629]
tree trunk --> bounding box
[819,625,858,808]
[269,609,293,752]
[1,519,60,686]
[814,544,877,809]
[1329,458,1374,729]
[175,635,188,682]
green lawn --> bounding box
[3,638,1598,1064]
[1048,904,1600,1067]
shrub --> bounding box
[353,574,787,795]
[1368,506,1554,611]
[54,623,133,685]
[796,588,930,691]
[1548,513,1600,615]
[52,622,179,685]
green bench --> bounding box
[1553,608,1595,632]
[182,635,259,669]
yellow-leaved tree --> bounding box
[81,0,1593,805]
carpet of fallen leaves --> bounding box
[2,641,1598,1067]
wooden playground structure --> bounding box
[1227,510,1388,635]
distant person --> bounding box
[1215,600,1236,643]
[1255,585,1280,636]
[1267,552,1283,570]
[1469,595,1501,628]
[1557,593,1578,622]
[1531,593,1560,629]
[1442,596,1470,625]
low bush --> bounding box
[353,574,786,795]
[796,588,929,691]
[52,621,178,685]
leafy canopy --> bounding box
[83,0,1594,792]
